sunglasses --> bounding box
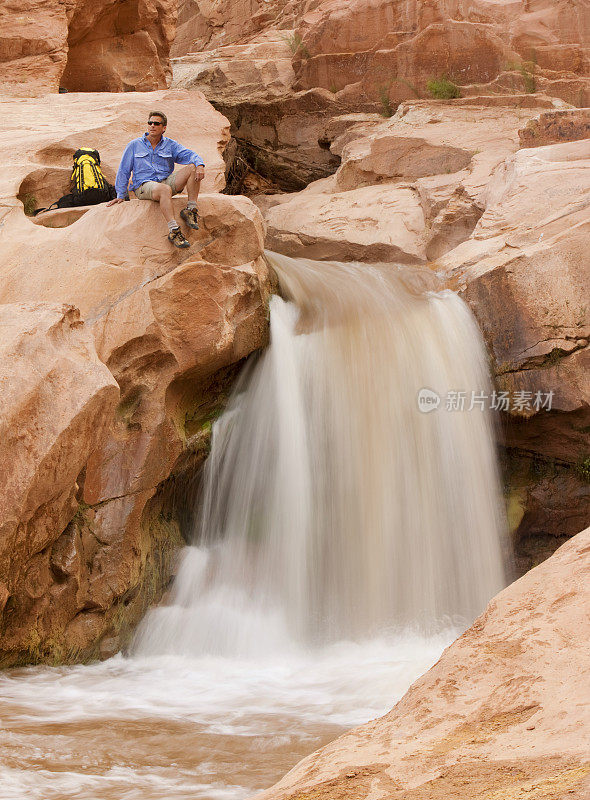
[147,120,164,126]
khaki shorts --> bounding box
[135,172,180,200]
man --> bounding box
[107,110,205,248]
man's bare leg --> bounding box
[173,163,204,204]
[151,182,175,223]
[150,182,190,247]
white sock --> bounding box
[168,219,179,231]
[186,201,197,210]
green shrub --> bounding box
[426,77,461,100]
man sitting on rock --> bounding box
[108,110,204,248]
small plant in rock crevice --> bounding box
[426,77,461,100]
[283,32,311,59]
[22,194,37,216]
[378,85,394,117]
[574,456,590,483]
[506,59,536,93]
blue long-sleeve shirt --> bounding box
[115,133,205,198]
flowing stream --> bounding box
[0,253,508,799]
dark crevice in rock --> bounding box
[501,440,590,578]
[214,91,345,194]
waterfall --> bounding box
[134,253,508,657]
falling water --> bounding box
[134,252,507,657]
[0,253,509,800]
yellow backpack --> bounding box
[31,148,116,215]
[71,148,107,198]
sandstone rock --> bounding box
[173,0,589,109]
[291,0,590,106]
[0,90,272,665]
[256,527,590,800]
[173,0,289,56]
[514,467,590,572]
[265,181,427,262]
[171,0,589,192]
[261,101,550,262]
[173,31,296,103]
[519,108,590,147]
[0,0,176,96]
[439,139,590,548]
[0,304,119,662]
[445,140,590,444]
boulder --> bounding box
[519,108,590,147]
[0,304,119,660]
[259,100,552,262]
[0,0,176,96]
[445,139,590,454]
[264,179,427,262]
[0,90,272,665]
[256,527,590,800]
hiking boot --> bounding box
[180,206,199,230]
[168,226,190,248]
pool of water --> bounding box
[0,631,454,800]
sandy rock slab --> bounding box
[442,138,590,459]
[0,91,272,665]
[256,528,590,800]
[259,100,555,262]
[0,0,176,96]
[265,180,427,263]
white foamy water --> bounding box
[135,253,508,656]
[0,253,509,799]
[0,633,454,800]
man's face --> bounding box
[147,116,166,135]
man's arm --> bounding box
[171,141,205,169]
[115,141,136,198]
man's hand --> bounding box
[107,197,125,207]
[195,165,205,181]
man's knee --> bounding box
[187,163,203,182]
[157,183,173,199]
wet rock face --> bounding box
[0,0,176,95]
[0,91,272,666]
[256,528,590,800]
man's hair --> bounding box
[148,110,167,125]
